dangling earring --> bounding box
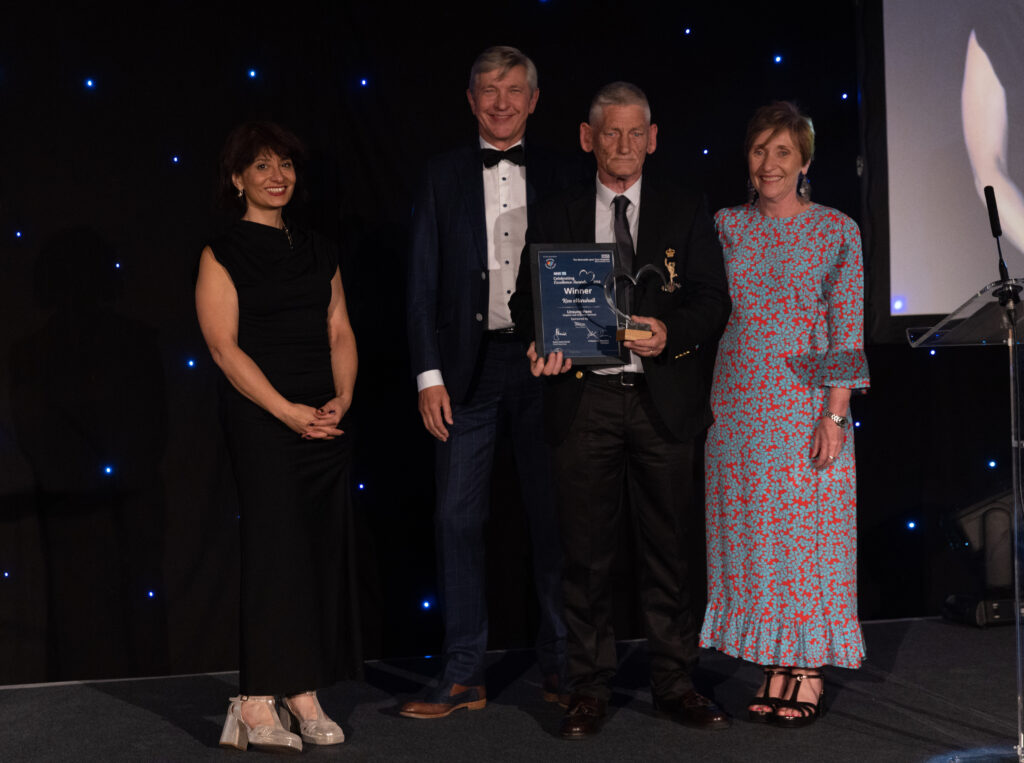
[797,172,811,200]
[747,179,758,204]
[237,187,244,198]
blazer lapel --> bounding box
[635,178,667,269]
[566,185,596,243]
[455,147,488,268]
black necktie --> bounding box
[613,195,636,315]
[480,144,525,168]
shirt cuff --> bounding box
[416,369,445,392]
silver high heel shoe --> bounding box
[278,691,345,745]
[219,695,303,753]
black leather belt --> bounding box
[588,371,644,388]
[484,327,519,343]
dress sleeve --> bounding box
[818,215,870,390]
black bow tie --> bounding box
[480,145,525,168]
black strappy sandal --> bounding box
[747,666,791,723]
[773,670,824,728]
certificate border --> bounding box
[530,243,622,366]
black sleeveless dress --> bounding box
[208,220,360,695]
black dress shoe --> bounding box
[653,689,731,729]
[560,695,607,739]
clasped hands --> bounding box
[527,315,667,376]
[284,397,347,440]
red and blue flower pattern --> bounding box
[700,203,870,669]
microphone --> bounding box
[984,185,1015,301]
[984,185,1003,238]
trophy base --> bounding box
[617,327,653,341]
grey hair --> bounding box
[588,81,651,126]
[469,45,538,92]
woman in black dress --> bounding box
[196,122,358,753]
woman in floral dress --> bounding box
[700,102,870,727]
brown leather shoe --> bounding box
[542,674,570,707]
[560,695,607,739]
[653,689,731,729]
[398,684,486,719]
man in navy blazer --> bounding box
[510,82,732,738]
[401,46,574,719]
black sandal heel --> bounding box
[747,666,790,723]
[773,670,824,728]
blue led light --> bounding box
[15,231,22,238]
[172,155,180,164]
[84,78,95,88]
[684,27,691,35]
[2,571,8,578]
[358,482,365,490]
[422,600,431,609]
[988,460,998,469]
[360,78,368,87]
[929,349,936,356]
[702,148,709,155]
[147,590,155,598]
[248,69,257,79]
[115,262,121,269]
[841,93,849,100]
[892,297,905,312]
[854,421,861,428]
[103,465,114,475]
[773,55,783,64]
[186,359,195,368]
[907,521,916,530]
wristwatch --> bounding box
[825,411,848,429]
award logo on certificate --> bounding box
[530,244,622,365]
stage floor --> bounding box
[0,618,1018,761]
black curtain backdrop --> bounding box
[0,1,1006,684]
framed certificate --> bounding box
[530,243,622,365]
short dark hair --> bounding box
[744,101,815,164]
[218,121,306,212]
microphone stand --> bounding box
[987,186,1024,761]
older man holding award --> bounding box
[510,81,731,738]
